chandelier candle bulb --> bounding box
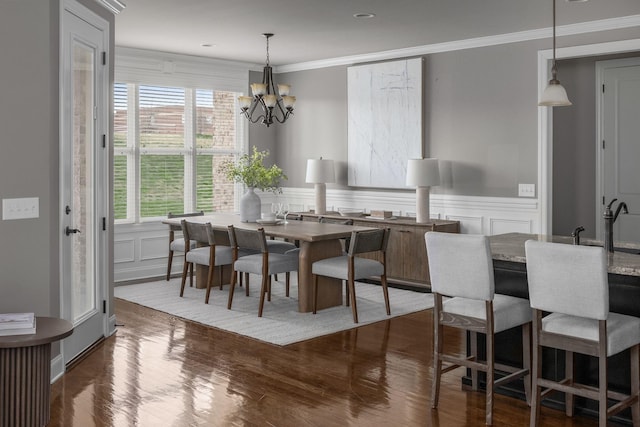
[251,83,266,96]
[282,96,296,109]
[239,96,252,109]
[277,84,290,96]
[263,94,277,107]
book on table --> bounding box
[0,312,36,336]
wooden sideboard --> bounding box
[298,212,460,288]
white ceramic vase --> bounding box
[240,187,261,222]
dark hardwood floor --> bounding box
[48,299,604,426]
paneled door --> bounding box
[598,58,640,244]
[60,1,109,364]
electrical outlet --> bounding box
[2,197,39,220]
[518,184,535,198]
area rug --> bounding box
[115,274,433,346]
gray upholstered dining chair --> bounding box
[180,220,234,304]
[525,240,640,427]
[426,231,532,426]
[166,211,204,282]
[226,225,299,317]
[318,216,353,254]
[311,227,390,323]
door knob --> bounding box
[65,226,81,236]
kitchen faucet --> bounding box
[604,198,629,253]
[571,226,585,245]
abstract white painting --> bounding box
[347,58,423,188]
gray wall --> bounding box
[0,0,59,315]
[0,0,114,336]
[269,26,640,230]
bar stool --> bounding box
[426,232,532,426]
[525,240,640,427]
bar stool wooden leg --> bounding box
[431,294,443,409]
[530,310,542,427]
[565,350,574,417]
[631,345,640,426]
[470,331,478,391]
[522,322,532,406]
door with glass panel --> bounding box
[60,4,108,363]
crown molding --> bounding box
[275,14,640,73]
[97,0,126,14]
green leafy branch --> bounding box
[220,146,287,193]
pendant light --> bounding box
[539,0,572,107]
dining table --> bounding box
[162,212,377,313]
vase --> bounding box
[240,187,261,222]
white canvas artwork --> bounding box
[347,58,423,188]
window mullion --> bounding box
[129,83,140,223]
[184,89,196,213]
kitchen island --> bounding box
[478,233,640,425]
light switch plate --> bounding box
[518,183,535,198]
[2,197,39,220]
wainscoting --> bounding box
[114,188,539,282]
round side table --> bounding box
[0,317,73,427]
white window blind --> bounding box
[113,83,242,223]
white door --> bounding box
[597,58,640,244]
[60,2,109,363]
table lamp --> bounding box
[406,158,440,223]
[306,158,335,214]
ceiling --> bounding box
[114,0,640,66]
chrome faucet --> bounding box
[604,199,629,253]
[571,226,585,245]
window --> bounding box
[114,83,242,222]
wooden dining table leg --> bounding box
[298,239,343,313]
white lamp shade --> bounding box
[306,158,335,184]
[538,80,572,106]
[406,158,440,187]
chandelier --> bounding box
[239,33,296,127]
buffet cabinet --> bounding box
[299,213,460,289]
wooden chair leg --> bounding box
[189,261,194,287]
[631,345,640,426]
[204,264,214,304]
[348,279,358,323]
[258,274,268,317]
[285,272,290,297]
[245,273,250,296]
[530,311,542,427]
[470,331,478,391]
[565,350,574,417]
[312,275,318,314]
[219,266,224,290]
[485,303,495,426]
[167,250,174,281]
[381,274,390,315]
[267,276,272,302]
[179,261,189,297]
[344,280,350,307]
[598,346,608,427]
[522,322,532,406]
[227,268,237,309]
[432,294,443,409]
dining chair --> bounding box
[179,220,234,304]
[166,211,204,282]
[311,227,390,323]
[226,225,299,317]
[318,216,353,254]
[425,231,532,426]
[525,240,640,427]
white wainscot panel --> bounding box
[114,239,135,263]
[490,218,533,235]
[140,236,169,261]
[445,215,483,235]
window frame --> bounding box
[114,48,250,224]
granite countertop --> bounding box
[489,232,640,277]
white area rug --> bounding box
[115,274,433,346]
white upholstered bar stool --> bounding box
[426,232,532,426]
[525,240,640,427]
